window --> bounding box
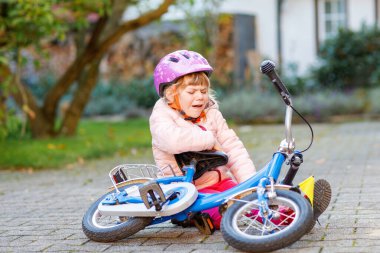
[322,0,347,39]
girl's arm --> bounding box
[213,110,256,183]
[150,109,216,154]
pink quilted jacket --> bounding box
[149,99,256,189]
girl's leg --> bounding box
[198,179,238,229]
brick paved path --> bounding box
[1,121,380,252]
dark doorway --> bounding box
[233,14,257,87]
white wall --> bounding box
[219,0,379,76]
[220,0,279,63]
[282,0,316,74]
[348,0,375,30]
[279,0,378,75]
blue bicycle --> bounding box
[82,60,317,252]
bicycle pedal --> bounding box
[193,213,215,235]
[171,218,193,228]
[139,181,166,211]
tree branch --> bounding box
[0,63,40,121]
[42,15,109,122]
[1,57,55,138]
[60,59,101,136]
[42,0,175,123]
[93,0,175,61]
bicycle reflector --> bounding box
[298,176,315,207]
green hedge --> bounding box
[312,25,380,90]
[220,88,380,123]
[24,75,158,117]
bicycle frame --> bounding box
[146,104,297,225]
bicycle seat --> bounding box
[175,150,228,180]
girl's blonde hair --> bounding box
[163,72,216,102]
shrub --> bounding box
[24,75,158,117]
[312,25,380,90]
[84,77,159,116]
[282,63,314,96]
[219,89,283,123]
[124,77,159,109]
[368,87,380,114]
[293,90,366,120]
[219,88,369,123]
[84,81,134,116]
[0,111,30,140]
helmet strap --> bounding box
[168,87,206,124]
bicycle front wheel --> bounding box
[221,189,313,253]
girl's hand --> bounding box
[196,125,221,151]
[212,143,222,151]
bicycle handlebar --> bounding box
[260,60,294,152]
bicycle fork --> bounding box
[256,152,286,222]
[257,177,276,220]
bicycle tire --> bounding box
[221,189,313,252]
[82,184,153,242]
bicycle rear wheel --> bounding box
[221,189,313,253]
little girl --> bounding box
[149,49,256,228]
[149,49,331,230]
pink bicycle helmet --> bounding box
[154,50,213,97]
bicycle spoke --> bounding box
[236,200,299,236]
[96,212,120,227]
[241,213,264,234]
[271,209,296,226]
[272,209,295,220]
[261,219,269,236]
[224,190,311,253]
[266,218,282,231]
[279,212,295,226]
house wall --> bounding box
[282,0,377,75]
[222,0,379,77]
[347,0,375,29]
[282,0,316,74]
[221,0,316,74]
[220,0,278,63]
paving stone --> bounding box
[0,122,379,252]
[65,233,89,240]
[105,245,167,252]
[354,239,380,247]
[192,249,239,253]
[0,235,20,246]
[143,234,206,246]
[272,248,321,253]
[0,245,51,252]
[6,237,37,247]
[322,246,380,253]
[165,242,228,251]
[300,239,355,247]
[202,231,226,243]
[45,243,110,252]
[107,237,148,246]
[1,229,54,237]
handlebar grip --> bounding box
[260,60,292,105]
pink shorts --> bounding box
[198,178,238,229]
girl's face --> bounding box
[178,84,209,118]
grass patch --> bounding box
[0,118,152,170]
